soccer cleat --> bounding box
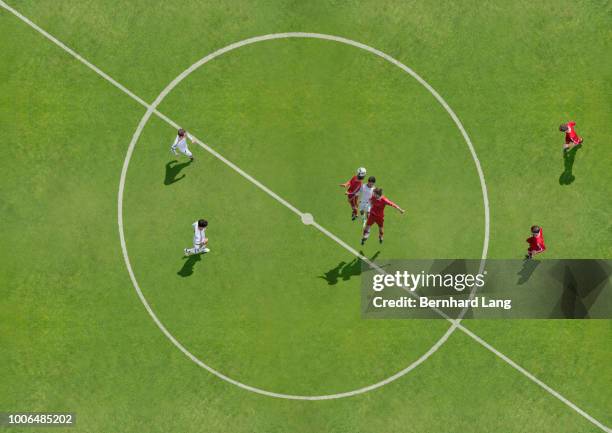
[352,214,357,221]
[183,248,189,256]
[202,247,210,253]
[379,237,384,244]
[361,238,366,245]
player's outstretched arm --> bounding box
[388,199,405,214]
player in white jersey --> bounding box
[359,176,376,225]
[171,128,195,160]
[184,219,210,256]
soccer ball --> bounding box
[357,167,367,177]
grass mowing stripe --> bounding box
[0,0,149,108]
[457,324,612,433]
[120,32,488,400]
[119,43,460,400]
[2,2,608,430]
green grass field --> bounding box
[1,1,611,432]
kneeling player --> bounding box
[184,219,210,256]
[361,188,404,245]
[559,121,583,151]
[525,225,546,259]
[359,176,376,225]
[340,167,366,221]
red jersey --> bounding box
[527,228,546,252]
[345,176,362,198]
[565,121,581,144]
[369,195,398,218]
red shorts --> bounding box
[565,136,583,145]
[348,194,358,207]
[528,246,545,253]
[366,213,384,227]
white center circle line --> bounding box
[118,33,490,400]
[0,3,600,425]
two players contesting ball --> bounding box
[340,168,405,245]
[175,121,583,257]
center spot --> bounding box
[301,213,314,225]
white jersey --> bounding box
[193,221,206,246]
[359,184,374,212]
[360,184,375,204]
[171,133,194,153]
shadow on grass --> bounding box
[517,259,541,285]
[165,159,192,185]
[319,251,381,285]
[559,144,581,185]
[178,254,201,277]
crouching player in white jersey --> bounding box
[184,219,210,256]
[171,128,195,160]
[359,176,376,226]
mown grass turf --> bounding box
[1,0,610,432]
[120,36,484,394]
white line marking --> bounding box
[119,32,471,400]
[301,213,314,225]
[458,325,612,433]
[0,0,150,110]
[3,3,609,430]
[118,97,460,401]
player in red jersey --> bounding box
[361,188,405,245]
[340,167,366,221]
[525,225,546,259]
[559,121,583,151]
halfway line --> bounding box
[1,3,608,431]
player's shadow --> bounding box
[517,259,541,285]
[165,159,192,185]
[319,251,380,285]
[559,144,581,185]
[177,254,201,277]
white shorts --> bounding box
[359,201,371,213]
[178,146,193,158]
[193,238,208,249]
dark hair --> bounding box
[368,176,376,183]
[357,173,365,180]
[178,128,186,136]
[530,225,540,234]
[198,219,208,228]
[559,124,568,132]
[374,187,383,196]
